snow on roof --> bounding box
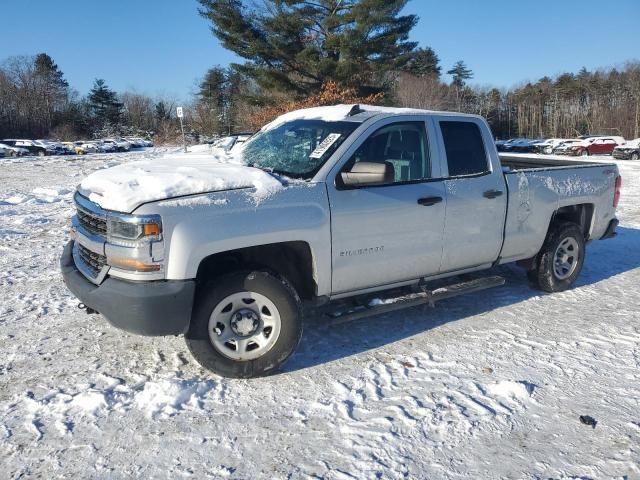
[261,104,476,131]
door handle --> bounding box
[483,189,503,199]
[417,196,443,206]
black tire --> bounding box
[527,222,585,293]
[631,152,639,161]
[185,270,303,378]
[37,150,46,157]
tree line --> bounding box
[1,0,638,141]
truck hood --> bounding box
[79,155,284,213]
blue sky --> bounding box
[1,0,638,100]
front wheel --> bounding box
[631,152,639,161]
[186,270,303,378]
[581,149,589,157]
[527,222,585,292]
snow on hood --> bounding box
[79,154,284,212]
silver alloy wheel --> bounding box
[581,150,589,157]
[632,153,639,161]
[553,237,579,280]
[208,291,282,361]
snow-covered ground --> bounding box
[0,149,639,479]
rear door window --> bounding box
[440,121,489,177]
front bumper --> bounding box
[612,151,634,160]
[61,241,195,336]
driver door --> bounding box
[327,118,446,295]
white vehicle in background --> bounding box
[102,138,131,152]
[74,141,99,154]
[211,133,253,153]
[124,137,153,148]
[552,139,584,154]
[534,138,569,154]
[123,137,143,148]
[95,142,116,153]
[0,142,29,157]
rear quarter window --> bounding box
[440,121,489,176]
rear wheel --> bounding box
[186,270,303,378]
[527,222,585,292]
[37,150,46,157]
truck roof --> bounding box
[262,104,480,131]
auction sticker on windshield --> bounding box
[309,133,342,159]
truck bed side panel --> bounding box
[500,165,617,263]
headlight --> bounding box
[107,215,162,246]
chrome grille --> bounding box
[77,243,107,277]
[77,208,107,237]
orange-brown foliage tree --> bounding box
[246,81,384,132]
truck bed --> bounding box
[499,153,609,171]
[497,153,618,265]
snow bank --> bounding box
[80,155,283,212]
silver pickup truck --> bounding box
[61,105,621,378]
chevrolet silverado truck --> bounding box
[61,105,621,378]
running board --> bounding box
[325,275,505,325]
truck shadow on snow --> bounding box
[284,226,640,373]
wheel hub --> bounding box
[553,237,579,280]
[230,309,259,337]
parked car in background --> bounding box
[533,138,568,154]
[0,142,29,157]
[60,142,78,154]
[102,138,131,152]
[497,138,526,152]
[124,137,153,148]
[1,139,54,156]
[211,133,253,153]
[123,137,143,148]
[612,138,640,160]
[95,142,117,153]
[72,141,99,154]
[567,137,624,156]
[552,139,584,155]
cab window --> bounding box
[343,122,430,184]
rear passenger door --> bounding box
[434,117,507,273]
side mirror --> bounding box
[341,161,393,187]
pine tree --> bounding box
[88,79,123,127]
[33,53,70,132]
[199,67,227,110]
[403,47,441,78]
[197,0,418,97]
[155,101,170,122]
[447,60,473,89]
